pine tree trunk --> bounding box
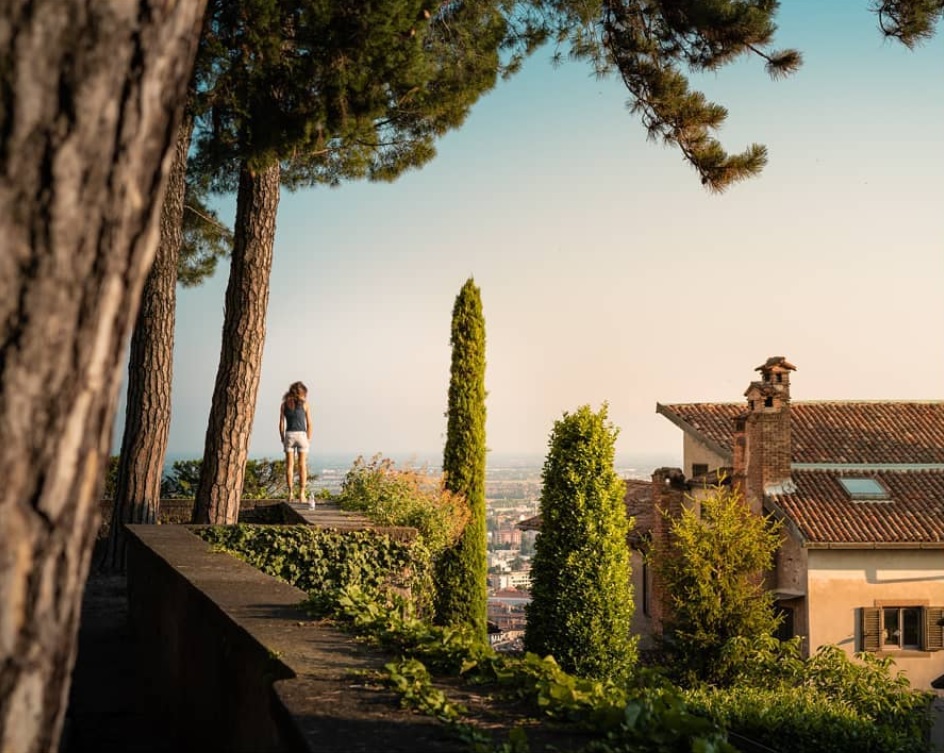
[102,116,195,572]
[0,2,205,751]
[193,161,280,525]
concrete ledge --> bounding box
[125,525,460,753]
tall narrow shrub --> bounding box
[525,404,637,681]
[434,278,487,637]
[652,483,783,687]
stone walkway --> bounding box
[60,570,175,753]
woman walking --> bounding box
[279,381,312,501]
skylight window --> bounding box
[838,477,889,500]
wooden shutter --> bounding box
[924,607,944,651]
[860,607,881,652]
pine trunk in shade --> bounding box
[193,161,281,525]
[0,2,206,749]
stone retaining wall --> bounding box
[124,524,460,753]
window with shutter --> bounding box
[924,607,944,651]
[861,607,881,652]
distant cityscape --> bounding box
[303,452,675,486]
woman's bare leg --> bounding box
[285,450,295,500]
[298,450,308,500]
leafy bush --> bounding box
[103,455,120,499]
[687,636,933,753]
[194,524,415,614]
[336,455,470,615]
[160,459,202,499]
[338,455,469,556]
[243,458,289,499]
[687,684,929,753]
[651,482,783,686]
[161,457,289,499]
[525,404,637,683]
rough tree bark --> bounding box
[0,2,206,751]
[103,116,195,572]
[192,161,280,525]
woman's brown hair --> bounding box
[283,381,307,410]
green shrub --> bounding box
[103,455,120,499]
[687,683,929,753]
[337,455,468,557]
[688,636,933,753]
[651,482,783,687]
[336,454,469,615]
[525,404,637,682]
[161,457,290,499]
[194,524,415,614]
[242,458,289,499]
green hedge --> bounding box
[687,684,930,753]
[685,639,933,753]
[195,524,416,613]
[525,404,637,682]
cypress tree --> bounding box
[525,404,637,682]
[434,278,488,637]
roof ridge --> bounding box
[792,467,944,474]
[660,399,944,406]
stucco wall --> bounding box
[682,435,727,479]
[806,547,944,693]
[629,549,656,653]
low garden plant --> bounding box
[685,635,933,753]
[335,454,470,615]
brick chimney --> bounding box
[649,467,688,631]
[738,357,796,514]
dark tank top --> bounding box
[283,400,307,432]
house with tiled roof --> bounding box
[652,357,944,693]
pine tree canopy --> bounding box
[512,0,937,189]
[187,0,940,194]
[178,176,233,287]
[875,0,944,47]
[191,0,509,191]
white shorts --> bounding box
[283,431,310,453]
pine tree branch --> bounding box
[183,202,229,233]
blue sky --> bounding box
[118,3,944,465]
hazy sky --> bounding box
[116,3,944,466]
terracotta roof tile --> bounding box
[658,401,944,464]
[767,469,944,545]
[517,513,541,531]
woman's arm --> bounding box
[305,401,313,440]
[279,401,286,440]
